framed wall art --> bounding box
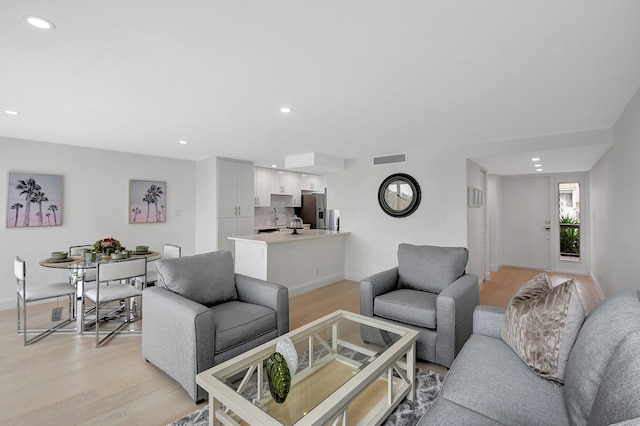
[129,180,166,223]
[7,172,64,228]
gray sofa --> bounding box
[142,251,289,402]
[419,289,640,425]
[360,244,479,368]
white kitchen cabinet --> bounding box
[287,173,302,207]
[301,174,325,192]
[254,167,271,207]
[218,216,254,252]
[270,169,293,195]
[218,159,254,217]
[217,158,254,252]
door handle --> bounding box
[545,219,551,232]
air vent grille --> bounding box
[373,153,406,165]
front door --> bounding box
[501,176,552,270]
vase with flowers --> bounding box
[94,237,122,255]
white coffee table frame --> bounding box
[196,310,419,426]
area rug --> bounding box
[169,367,444,426]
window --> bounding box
[559,183,580,260]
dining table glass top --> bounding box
[39,251,162,269]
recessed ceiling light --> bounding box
[279,107,292,113]
[534,164,542,167]
[24,15,56,30]
[536,168,544,172]
[178,140,188,145]
[531,157,540,162]
[271,164,278,168]
[4,110,20,115]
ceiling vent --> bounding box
[373,153,406,165]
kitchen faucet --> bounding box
[273,208,279,225]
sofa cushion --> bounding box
[500,273,585,384]
[211,301,276,355]
[397,244,468,293]
[588,331,640,425]
[564,289,640,426]
[374,289,437,329]
[156,251,238,307]
[441,334,569,426]
[419,397,504,426]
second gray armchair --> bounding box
[142,250,289,402]
[360,244,479,368]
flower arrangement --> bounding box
[94,237,122,253]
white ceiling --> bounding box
[2,1,640,174]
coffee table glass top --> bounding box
[206,312,407,425]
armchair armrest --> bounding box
[235,274,289,336]
[360,267,399,317]
[142,286,215,401]
[435,273,479,367]
[472,305,506,339]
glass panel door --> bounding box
[559,182,580,261]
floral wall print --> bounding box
[129,180,166,223]
[7,173,64,228]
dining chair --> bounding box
[15,256,77,345]
[82,257,145,347]
[136,243,181,288]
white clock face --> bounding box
[384,181,412,211]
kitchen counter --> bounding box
[229,230,349,296]
[230,229,347,244]
[254,224,311,233]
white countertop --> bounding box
[229,229,349,244]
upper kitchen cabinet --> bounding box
[254,167,271,207]
[288,173,302,207]
[270,169,293,195]
[218,158,254,252]
[300,174,325,192]
[218,159,254,218]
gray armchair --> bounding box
[360,244,479,368]
[142,251,289,402]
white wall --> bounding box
[195,156,218,253]
[0,137,197,310]
[487,174,502,272]
[466,159,485,284]
[327,146,468,281]
[590,86,640,295]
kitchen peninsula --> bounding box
[229,229,349,296]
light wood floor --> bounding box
[0,268,602,425]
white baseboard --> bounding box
[589,270,607,300]
[287,273,345,297]
[0,297,13,312]
[344,273,365,283]
[490,263,502,272]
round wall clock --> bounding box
[378,173,421,217]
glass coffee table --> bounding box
[196,310,418,426]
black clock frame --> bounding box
[378,173,421,217]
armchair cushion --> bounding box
[398,244,468,293]
[211,301,276,355]
[374,289,437,329]
[156,251,238,307]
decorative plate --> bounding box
[45,257,72,263]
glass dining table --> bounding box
[39,251,162,333]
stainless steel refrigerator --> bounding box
[300,193,340,230]
[300,193,326,229]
